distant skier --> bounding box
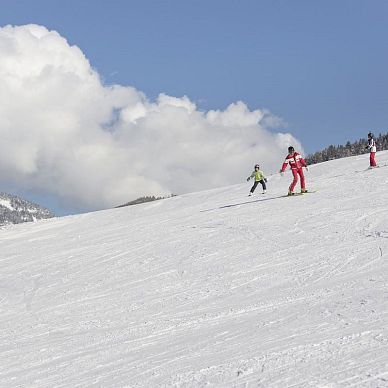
[247,164,267,195]
[280,146,308,195]
[366,132,377,168]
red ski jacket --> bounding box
[281,152,307,171]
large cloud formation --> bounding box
[0,24,302,211]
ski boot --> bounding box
[301,188,308,194]
[287,190,295,196]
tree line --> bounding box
[116,194,176,208]
[305,132,388,165]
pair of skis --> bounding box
[355,164,388,173]
[281,191,317,198]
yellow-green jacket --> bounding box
[249,170,265,181]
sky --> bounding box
[0,0,387,215]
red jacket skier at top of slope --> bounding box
[280,146,309,195]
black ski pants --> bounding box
[250,179,266,193]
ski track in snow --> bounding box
[0,152,388,387]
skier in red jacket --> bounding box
[280,146,309,195]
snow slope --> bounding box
[0,152,387,388]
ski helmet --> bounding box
[368,132,374,138]
[254,164,260,169]
[288,146,295,153]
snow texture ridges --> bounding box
[0,152,387,387]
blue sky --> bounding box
[0,0,387,215]
[2,0,387,151]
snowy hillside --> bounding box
[0,192,54,226]
[0,152,387,387]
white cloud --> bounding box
[0,24,303,211]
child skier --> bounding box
[366,132,377,168]
[280,146,309,195]
[247,164,267,195]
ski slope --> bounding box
[0,152,388,388]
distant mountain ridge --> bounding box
[116,195,175,208]
[0,192,54,226]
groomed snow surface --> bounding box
[1,152,388,388]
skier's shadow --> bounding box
[200,196,285,213]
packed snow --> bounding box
[0,152,387,387]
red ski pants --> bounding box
[370,152,377,167]
[289,168,305,192]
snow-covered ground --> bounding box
[0,152,388,388]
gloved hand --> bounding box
[264,178,267,182]
[247,177,250,182]
[279,170,284,176]
[305,166,309,171]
